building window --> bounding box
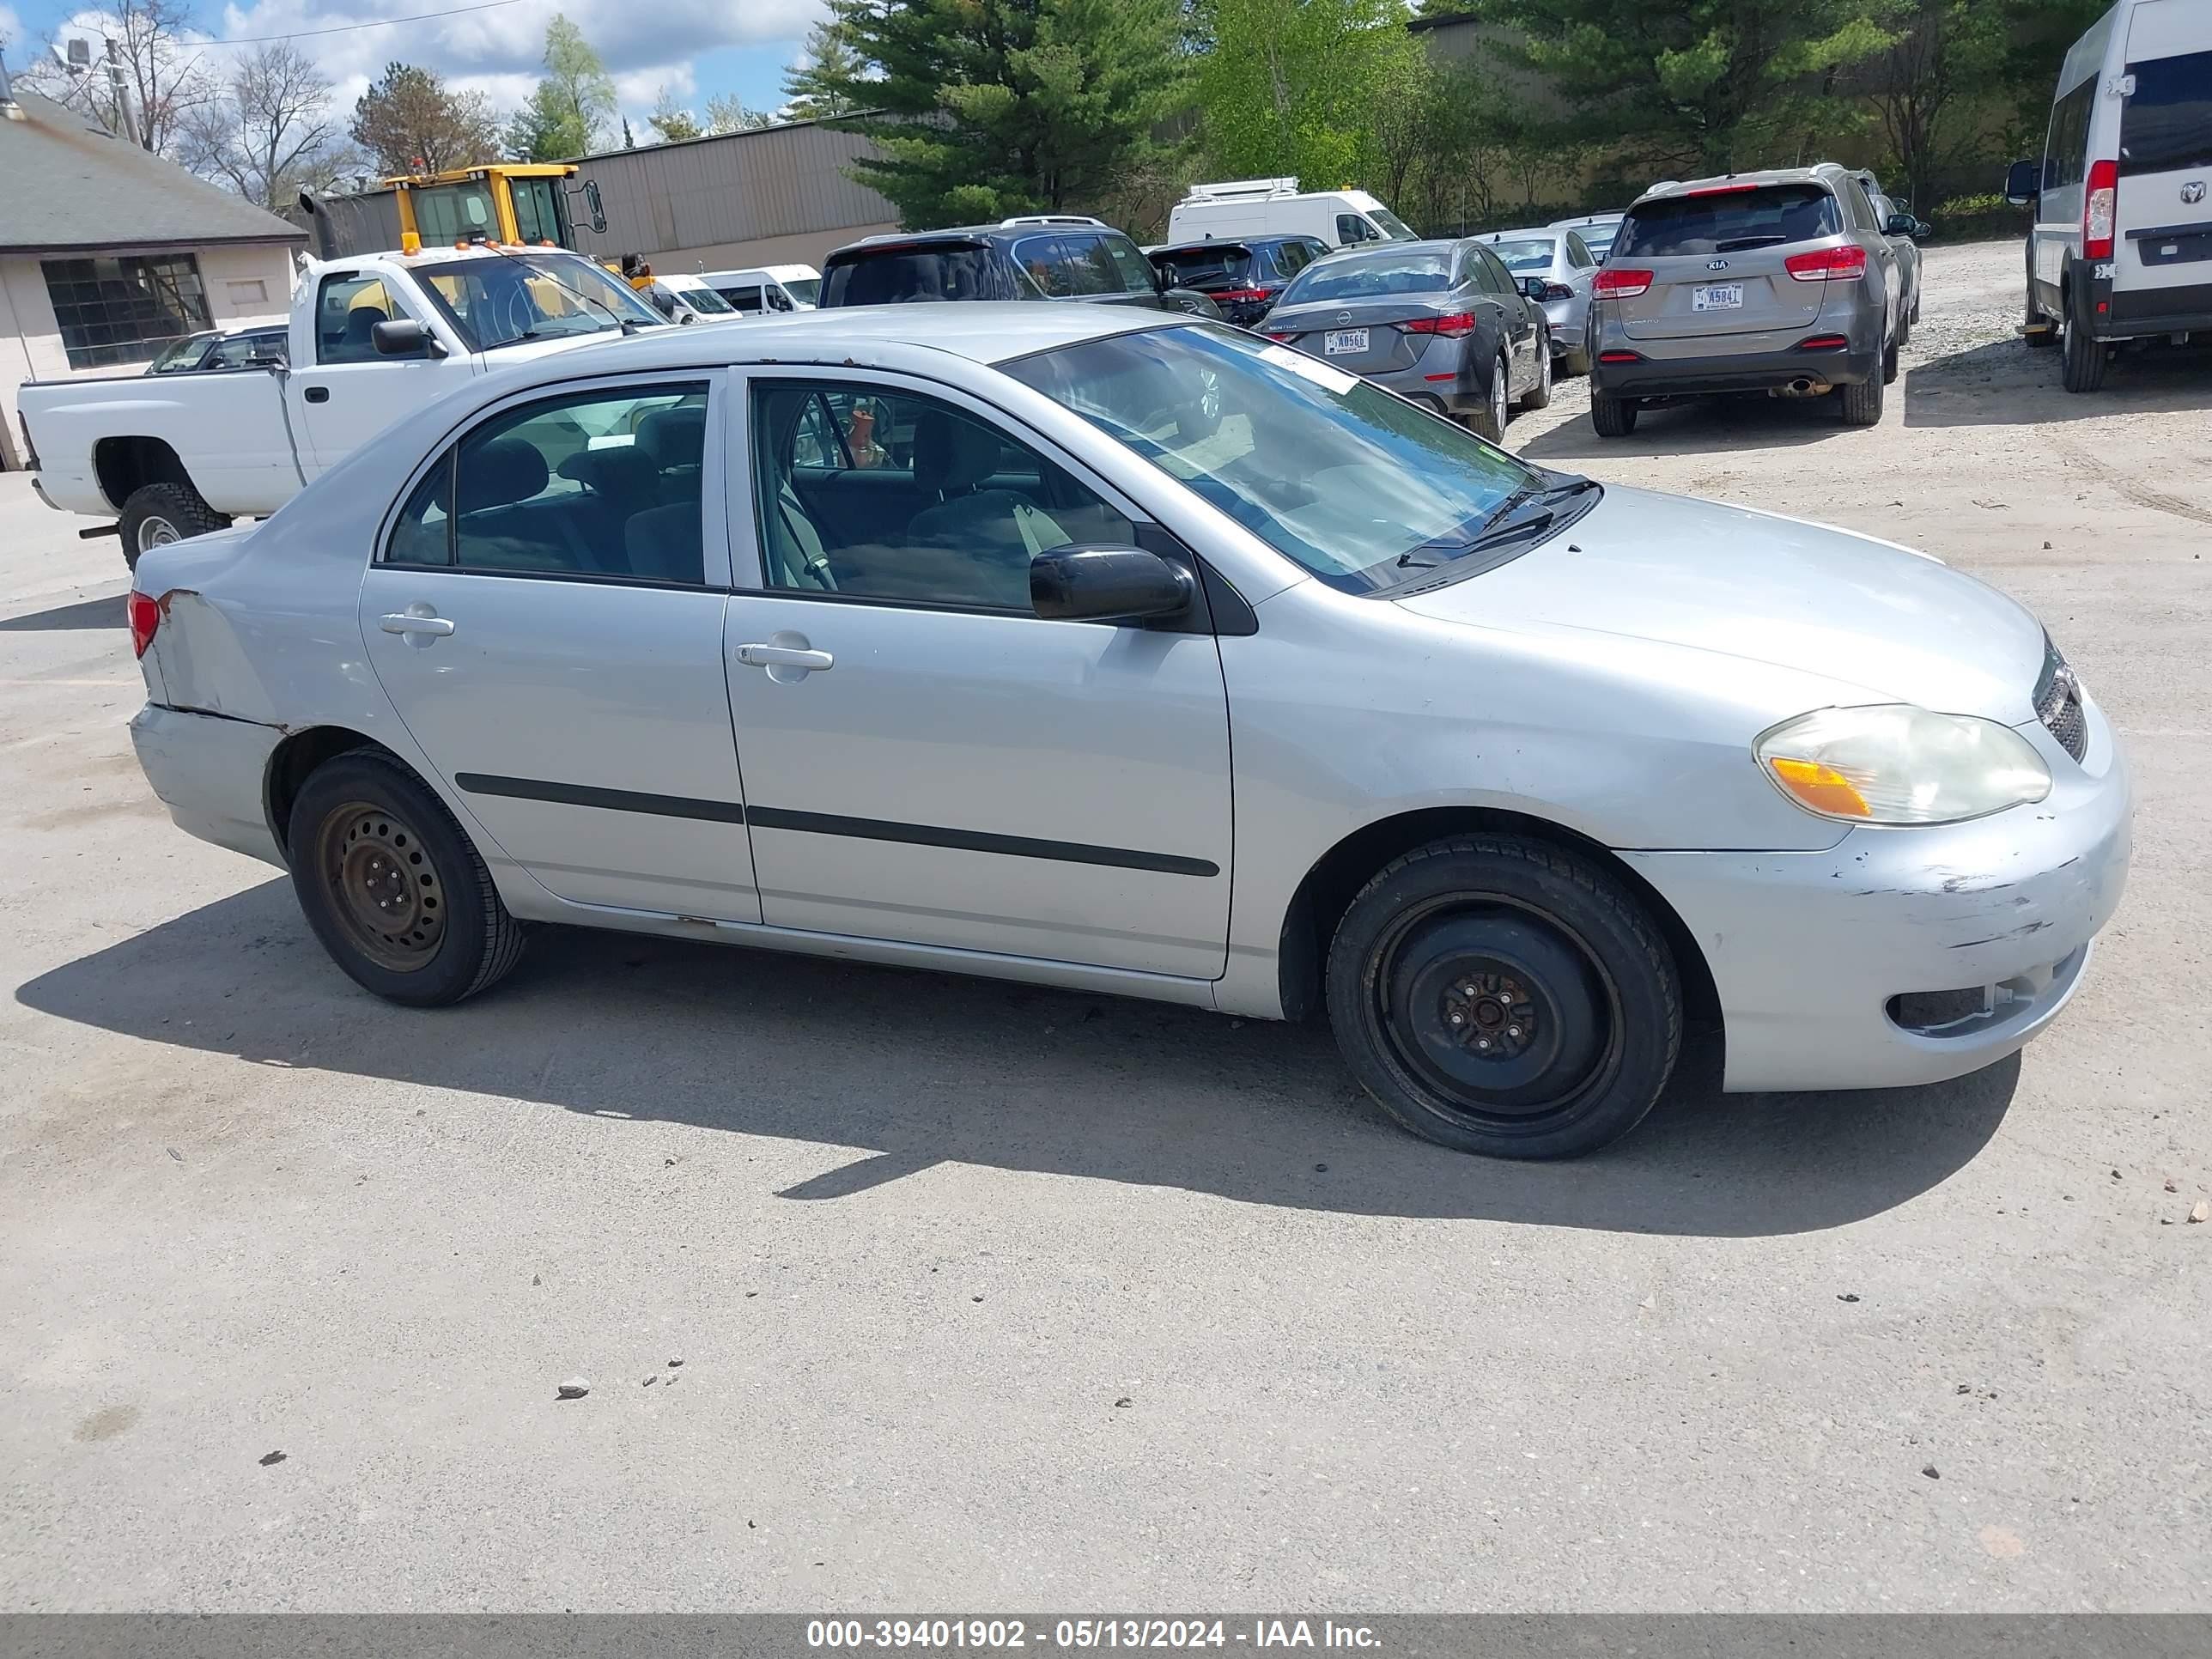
[40,252,213,371]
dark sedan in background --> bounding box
[144,325,288,374]
[1147,235,1328,326]
[1262,239,1552,440]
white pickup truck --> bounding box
[18,244,671,568]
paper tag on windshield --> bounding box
[1261,343,1362,398]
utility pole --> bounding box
[103,35,142,148]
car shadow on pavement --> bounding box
[0,594,127,632]
[1517,398,1860,462]
[1904,337,2212,428]
[15,878,2018,1239]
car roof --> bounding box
[1633,164,1846,205]
[1548,212,1624,228]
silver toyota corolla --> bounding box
[122,306,2130,1161]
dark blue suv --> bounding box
[1146,236,1328,326]
[821,217,1223,319]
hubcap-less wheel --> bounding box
[1375,902,1619,1129]
[137,516,179,555]
[1491,359,1509,434]
[317,802,445,972]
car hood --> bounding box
[1393,485,2049,722]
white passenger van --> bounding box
[698,264,821,314]
[1166,179,1419,250]
[2005,0,2212,391]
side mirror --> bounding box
[2003,158,2041,206]
[1519,275,1549,301]
[585,179,608,236]
[371,317,442,358]
[1883,210,1918,238]
[1913,219,1932,240]
[1030,546,1192,623]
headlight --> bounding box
[1754,705,2051,825]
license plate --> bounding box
[1692,283,1744,312]
[1323,328,1369,356]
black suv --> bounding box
[821,216,1223,318]
[1147,236,1328,326]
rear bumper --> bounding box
[2085,275,2212,340]
[1371,351,1483,416]
[129,703,286,868]
[1591,341,1879,398]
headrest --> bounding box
[558,443,659,500]
[453,437,548,513]
[624,501,705,586]
[910,411,1002,494]
[637,406,706,471]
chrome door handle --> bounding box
[380,612,455,637]
[736,643,832,671]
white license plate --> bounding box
[1692,283,1745,312]
[1323,328,1369,356]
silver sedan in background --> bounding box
[1480,227,1601,374]
[120,306,2130,1162]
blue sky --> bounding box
[0,0,821,146]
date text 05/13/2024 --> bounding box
[805,1619,1384,1650]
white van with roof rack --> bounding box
[1167,178,1419,249]
[2005,0,2212,391]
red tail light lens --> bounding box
[1796,333,1850,351]
[1403,313,1475,337]
[1597,349,1644,363]
[1593,267,1652,299]
[1784,245,1869,282]
[1686,182,1759,196]
[1540,282,1574,301]
[1265,331,1296,343]
[1212,287,1272,304]
[128,591,161,659]
[2084,159,2118,259]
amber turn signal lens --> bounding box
[1768,757,1871,818]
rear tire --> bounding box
[1518,330,1553,410]
[1323,836,1682,1160]
[1881,335,1900,385]
[2061,302,2108,392]
[1839,367,1884,425]
[1561,345,1593,378]
[1589,393,1638,437]
[286,750,526,1007]
[118,482,228,574]
[1468,351,1510,441]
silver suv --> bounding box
[1587,164,1905,435]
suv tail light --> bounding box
[128,591,161,659]
[1784,245,1869,282]
[1593,267,1652,298]
[1403,313,1475,337]
[1211,287,1271,304]
[2083,159,2118,259]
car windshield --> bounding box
[670,281,735,314]
[782,276,821,305]
[411,252,665,349]
[1488,239,1557,272]
[1369,207,1420,240]
[1280,246,1454,303]
[146,334,211,373]
[1613,185,1841,258]
[1002,324,1548,592]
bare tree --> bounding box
[180,42,343,211]
[13,0,218,156]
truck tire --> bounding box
[1589,394,1638,437]
[2060,303,2107,393]
[118,482,229,574]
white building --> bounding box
[0,86,305,472]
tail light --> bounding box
[1784,245,1869,282]
[1265,331,1296,343]
[1597,349,1644,364]
[1403,313,1475,337]
[1211,287,1271,305]
[1795,333,1850,351]
[1536,282,1574,301]
[2083,159,2118,260]
[1593,267,1652,299]
[1686,182,1759,196]
[128,591,161,659]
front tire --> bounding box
[1324,836,1682,1160]
[1589,392,1638,437]
[286,750,526,1006]
[118,482,228,574]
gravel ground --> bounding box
[1,238,2209,1614]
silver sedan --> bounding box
[1480,227,1601,374]
[123,306,2130,1160]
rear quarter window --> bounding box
[2122,50,2212,178]
[1613,185,1843,258]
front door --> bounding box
[724,370,1233,981]
[358,374,758,922]
[297,270,475,476]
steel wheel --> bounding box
[314,801,446,973]
[137,515,181,556]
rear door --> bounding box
[1609,185,1841,351]
[2115,4,2212,309]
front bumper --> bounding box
[130,703,287,868]
[1591,341,1879,399]
[1620,693,2131,1093]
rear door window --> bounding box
[1613,185,1842,258]
[2122,50,2212,178]
[1101,235,1158,294]
[1273,240,1322,278]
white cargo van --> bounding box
[1166,179,1419,249]
[699,264,821,314]
[2005,0,2212,391]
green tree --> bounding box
[823,0,1193,226]
[783,16,870,119]
[704,93,778,133]
[1194,0,1427,192]
[502,13,615,159]
[350,62,501,175]
[1856,0,2010,209]
[1478,0,1896,174]
[648,87,702,143]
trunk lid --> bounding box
[1267,290,1474,375]
[1612,184,1841,345]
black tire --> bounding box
[1324,836,1682,1160]
[1561,344,1593,378]
[1881,335,1900,385]
[118,481,228,574]
[1518,328,1553,410]
[286,749,526,1007]
[1468,350,1510,442]
[2024,280,2056,347]
[1589,393,1638,437]
[2061,303,2107,392]
[1838,366,1884,425]
[1895,308,1911,349]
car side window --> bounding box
[1565,234,1593,268]
[750,379,1133,611]
[386,381,713,584]
[1101,234,1158,294]
[1466,248,1507,295]
[732,284,764,312]
[1059,234,1126,296]
[1012,235,1079,297]
[1274,240,1318,278]
[317,274,404,365]
[1336,214,1377,245]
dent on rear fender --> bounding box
[150,589,287,726]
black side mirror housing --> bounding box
[371,318,442,358]
[1883,210,1919,238]
[1519,275,1549,301]
[584,178,608,235]
[1914,219,1932,240]
[1030,546,1192,623]
[2004,158,2042,206]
